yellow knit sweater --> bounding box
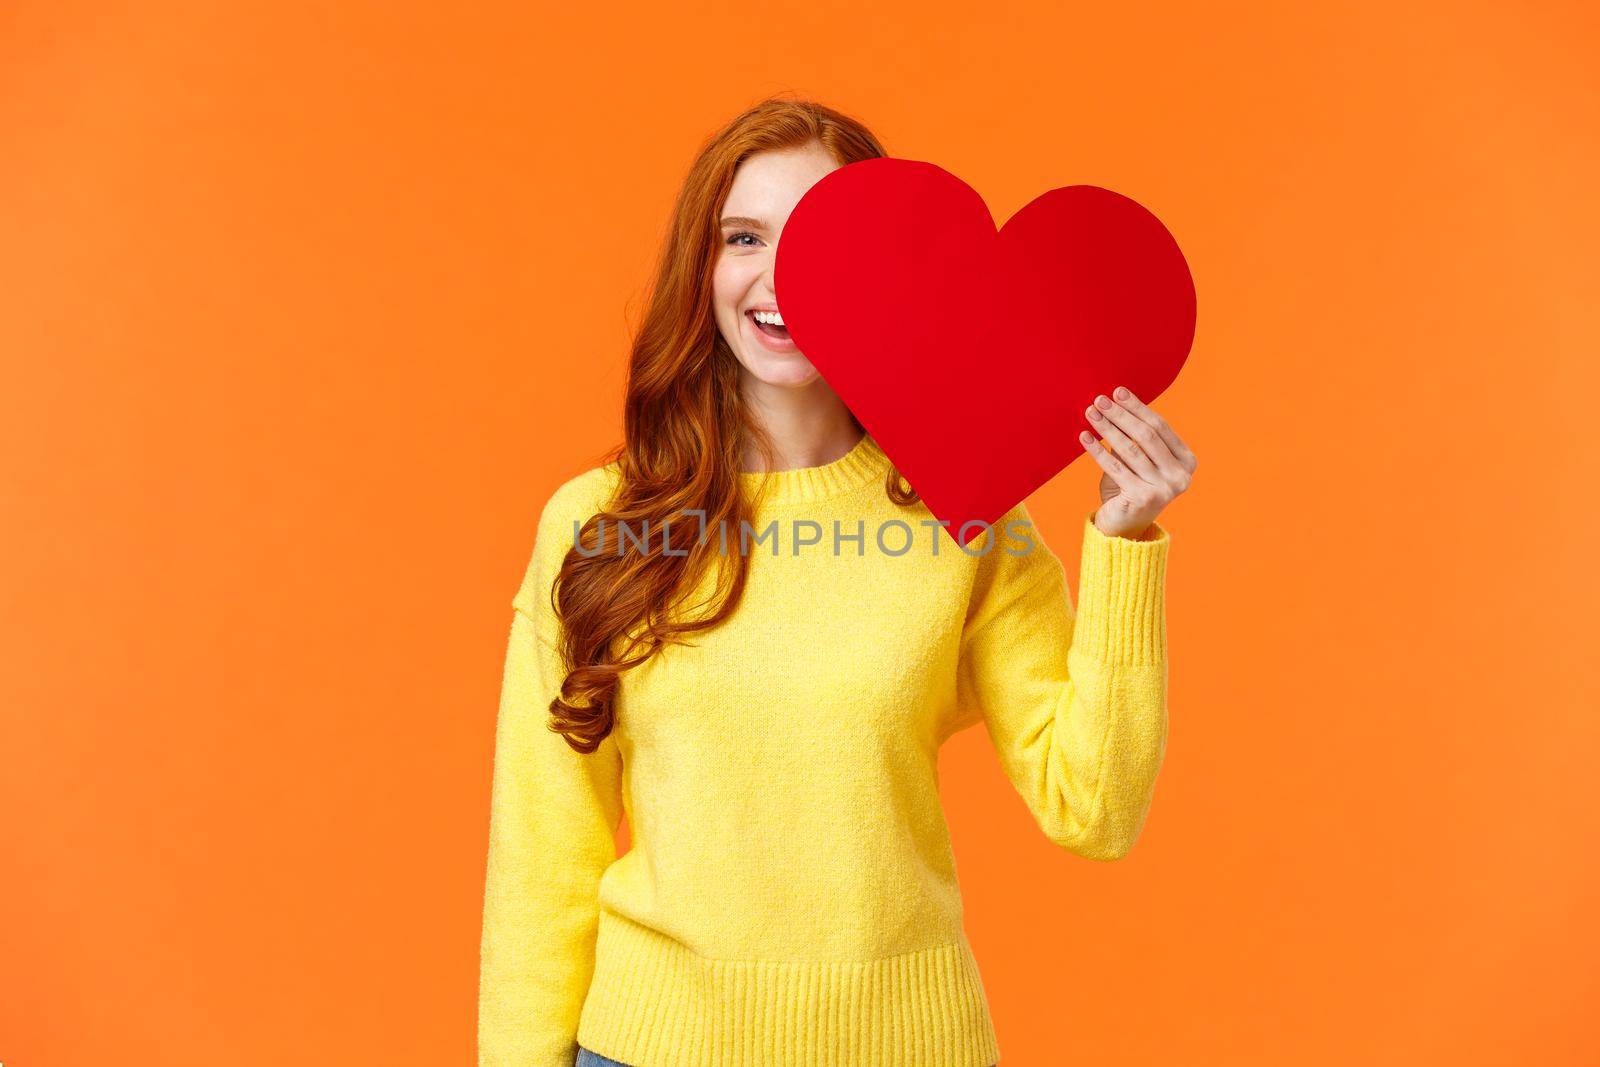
[478,432,1171,1067]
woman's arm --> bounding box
[954,502,1170,861]
[479,480,624,1066]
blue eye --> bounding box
[727,232,760,247]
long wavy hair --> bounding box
[546,96,919,753]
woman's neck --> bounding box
[737,377,863,474]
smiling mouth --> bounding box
[746,309,791,339]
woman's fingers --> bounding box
[1085,394,1163,483]
[1078,428,1144,496]
[1111,387,1197,480]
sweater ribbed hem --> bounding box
[576,910,1002,1067]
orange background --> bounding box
[3,2,1596,1064]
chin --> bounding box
[750,360,821,388]
[739,348,820,387]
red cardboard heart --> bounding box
[774,157,1196,544]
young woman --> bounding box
[478,97,1197,1067]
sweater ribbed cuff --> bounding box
[1072,510,1169,666]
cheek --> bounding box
[711,260,734,305]
[712,256,756,312]
[710,266,742,342]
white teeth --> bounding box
[752,309,786,326]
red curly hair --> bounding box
[547,96,919,753]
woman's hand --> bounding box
[1078,386,1197,540]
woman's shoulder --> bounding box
[511,461,622,617]
[539,460,622,534]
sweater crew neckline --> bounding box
[737,430,891,506]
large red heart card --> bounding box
[774,157,1196,544]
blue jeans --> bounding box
[576,1048,630,1067]
[577,1046,995,1066]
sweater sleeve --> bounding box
[478,481,625,1066]
[953,501,1170,861]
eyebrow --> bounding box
[719,216,769,230]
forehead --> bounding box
[722,142,841,222]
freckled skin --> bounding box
[712,139,867,471]
[711,141,840,392]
